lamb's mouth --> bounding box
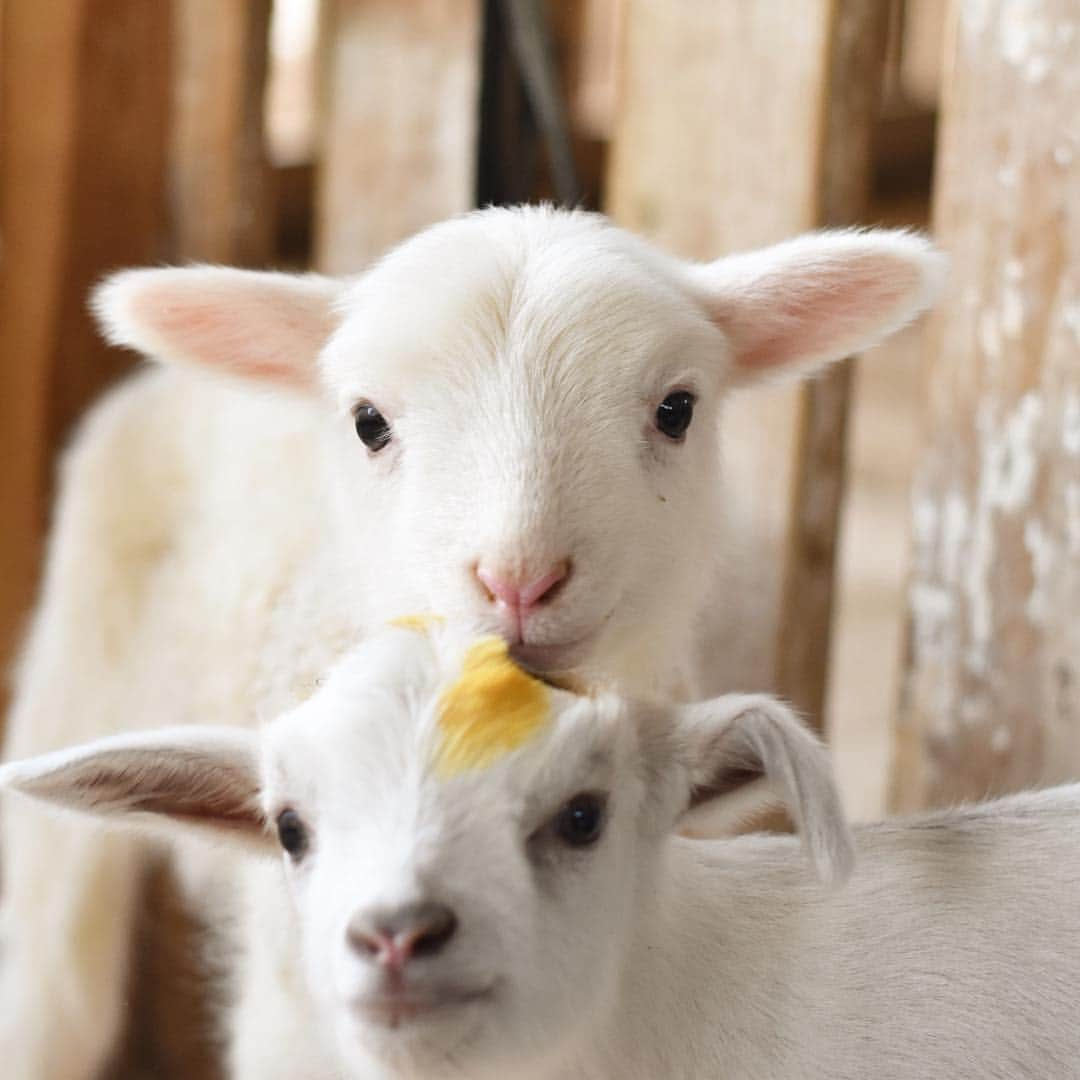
[511,633,596,675]
[352,984,496,1030]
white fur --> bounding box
[4,624,1078,1080]
[0,207,943,1075]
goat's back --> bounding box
[614,786,1080,1080]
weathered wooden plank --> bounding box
[776,3,891,726]
[170,0,273,265]
[0,0,171,719]
[607,1,887,726]
[316,0,482,273]
[0,5,259,1077]
[900,0,947,109]
[893,0,1080,811]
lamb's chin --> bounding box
[510,635,596,676]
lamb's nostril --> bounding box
[347,901,459,967]
[475,563,500,605]
[474,561,571,612]
[520,561,571,609]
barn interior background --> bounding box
[0,0,1077,1074]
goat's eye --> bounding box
[655,391,696,440]
[354,403,392,452]
[276,809,309,859]
[554,792,607,848]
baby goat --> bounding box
[4,623,1078,1080]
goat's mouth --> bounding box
[350,983,496,1030]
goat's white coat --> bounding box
[3,625,1078,1080]
[0,207,944,1075]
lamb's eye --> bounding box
[276,809,309,859]
[655,391,696,440]
[354,403,392,452]
[554,792,607,848]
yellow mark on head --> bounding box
[436,637,549,777]
[390,613,446,634]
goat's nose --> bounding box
[475,561,570,614]
[347,901,458,970]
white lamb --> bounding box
[4,622,1078,1080]
[0,206,944,1076]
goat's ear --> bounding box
[673,695,854,886]
[0,727,269,851]
[687,229,945,385]
[92,266,344,392]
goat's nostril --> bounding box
[409,906,458,958]
[346,924,386,959]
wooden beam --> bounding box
[170,0,273,265]
[607,0,888,727]
[775,3,891,726]
[892,0,1080,811]
[1,5,274,1076]
[315,0,482,274]
[0,0,171,719]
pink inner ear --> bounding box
[130,279,335,390]
[727,256,918,372]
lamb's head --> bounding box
[1,621,853,1079]
[92,208,943,690]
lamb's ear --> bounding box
[674,695,854,886]
[0,727,269,851]
[687,229,946,385]
[92,266,344,392]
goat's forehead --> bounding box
[322,212,712,403]
[261,629,629,806]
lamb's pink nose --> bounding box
[347,901,458,973]
[475,561,571,621]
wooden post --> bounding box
[892,0,1080,811]
[607,0,889,726]
[170,0,273,266]
[315,0,482,273]
[1,4,273,1076]
[776,3,891,725]
[0,0,172,721]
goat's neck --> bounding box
[580,839,812,1079]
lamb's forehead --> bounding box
[321,207,717,401]
[263,624,623,790]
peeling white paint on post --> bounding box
[1023,517,1056,624]
[1066,483,1080,555]
[1000,260,1026,339]
[893,0,1080,812]
[982,393,1042,514]
[1063,392,1080,455]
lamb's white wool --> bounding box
[5,624,1079,1080]
[0,206,943,1075]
